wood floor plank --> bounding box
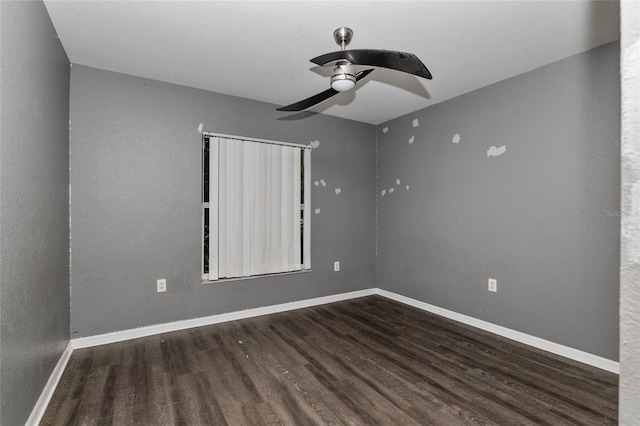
[215,331,286,403]
[174,372,228,425]
[371,296,617,385]
[405,403,498,426]
[74,364,118,423]
[166,333,201,377]
[144,335,182,407]
[346,331,496,422]
[197,347,262,407]
[303,364,382,426]
[186,326,219,352]
[215,326,339,425]
[350,315,594,424]
[256,400,295,426]
[195,349,265,425]
[286,365,365,426]
[41,398,81,426]
[254,325,314,367]
[50,348,95,402]
[404,326,618,420]
[246,329,304,373]
[273,370,344,426]
[355,300,618,421]
[42,296,618,425]
[40,351,93,425]
[89,342,123,372]
[386,305,618,406]
[301,331,417,412]
[337,375,422,426]
[268,323,353,382]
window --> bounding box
[202,133,311,281]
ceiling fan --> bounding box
[277,27,432,112]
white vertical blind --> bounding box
[220,138,246,278]
[217,138,227,278]
[241,142,253,276]
[251,143,267,275]
[268,146,283,274]
[208,137,219,280]
[209,136,308,279]
[280,146,294,272]
[292,148,301,270]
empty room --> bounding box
[1,1,639,425]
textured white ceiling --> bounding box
[43,1,619,125]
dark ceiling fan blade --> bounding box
[311,49,432,80]
[277,69,374,112]
[276,87,337,112]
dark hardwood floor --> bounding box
[41,296,618,425]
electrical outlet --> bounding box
[488,278,497,292]
[334,261,340,272]
[157,279,166,293]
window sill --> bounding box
[201,269,312,285]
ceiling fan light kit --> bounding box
[330,74,356,92]
[277,27,432,112]
[330,61,356,91]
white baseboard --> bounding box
[69,286,618,374]
[375,289,619,374]
[28,287,618,426]
[25,341,73,426]
[71,288,377,349]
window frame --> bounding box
[201,132,311,282]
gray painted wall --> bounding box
[0,1,70,425]
[377,42,620,361]
[69,65,376,337]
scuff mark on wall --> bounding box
[314,208,321,214]
[334,188,341,195]
[383,127,389,133]
[487,145,507,157]
[314,181,319,186]
[320,179,326,187]
[409,136,415,144]
[413,118,419,127]
[452,133,461,144]
[310,140,320,149]
[197,123,204,133]
[379,179,409,197]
